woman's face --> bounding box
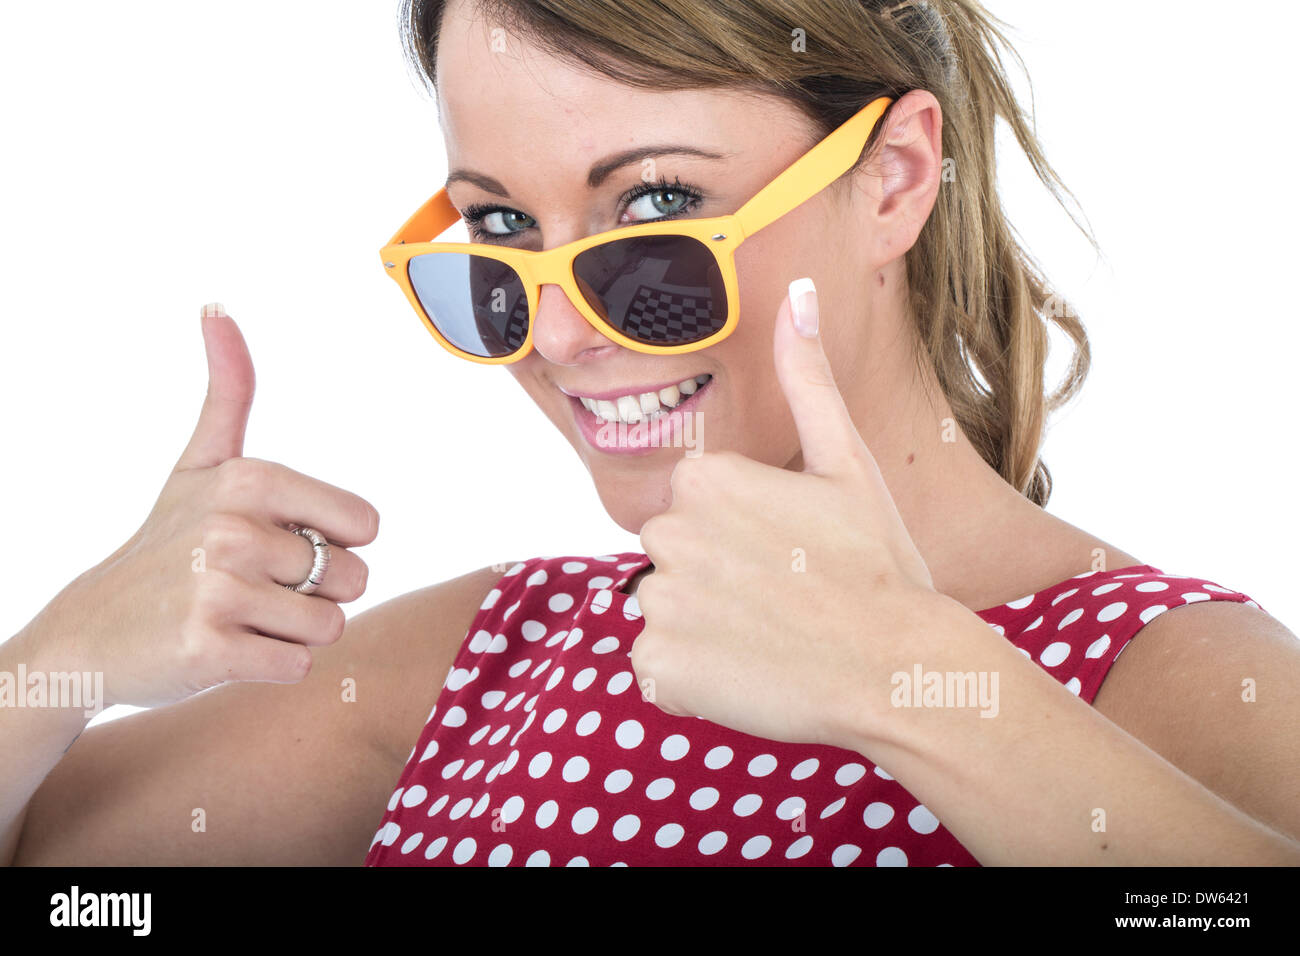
[435,0,884,533]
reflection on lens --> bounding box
[407,252,528,358]
[572,236,726,345]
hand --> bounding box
[631,278,958,750]
[23,305,380,709]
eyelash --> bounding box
[460,175,705,244]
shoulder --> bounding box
[1091,581,1300,841]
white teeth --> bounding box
[579,374,711,424]
[616,395,642,422]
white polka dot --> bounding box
[1064,677,1082,696]
[387,787,404,812]
[660,734,690,761]
[1051,587,1080,605]
[689,787,720,810]
[468,724,490,746]
[785,836,814,859]
[422,836,447,860]
[775,796,806,821]
[820,796,846,819]
[543,708,567,733]
[907,804,940,834]
[373,822,402,850]
[704,746,734,769]
[427,794,448,817]
[1084,634,1111,659]
[566,856,589,867]
[1006,594,1035,610]
[504,691,525,710]
[1135,581,1169,592]
[1058,608,1084,629]
[741,835,772,859]
[480,589,501,610]
[790,758,819,780]
[500,749,520,774]
[1140,604,1169,623]
[1040,641,1071,667]
[604,769,633,794]
[622,596,643,620]
[528,752,553,778]
[525,850,550,866]
[876,846,908,866]
[571,807,599,834]
[545,667,566,691]
[588,576,615,590]
[572,667,598,691]
[530,659,551,678]
[863,802,895,828]
[487,844,513,867]
[1091,582,1123,596]
[452,837,477,864]
[697,831,727,855]
[440,759,465,780]
[1023,615,1044,631]
[535,800,559,829]
[747,754,777,777]
[468,629,492,653]
[1182,592,1211,604]
[575,711,601,736]
[489,724,511,745]
[835,763,867,786]
[544,630,567,648]
[733,793,762,817]
[502,562,525,577]
[526,569,548,587]
[645,777,676,800]
[480,690,506,709]
[592,636,620,654]
[463,759,485,781]
[499,795,525,824]
[562,756,590,782]
[470,793,491,817]
[607,671,634,695]
[486,633,508,653]
[615,719,645,748]
[562,561,588,574]
[562,630,584,650]
[1097,601,1128,622]
[832,844,862,867]
[612,814,641,841]
[520,620,547,642]
[874,765,894,781]
[441,706,468,728]
[655,823,685,848]
[445,668,474,691]
[589,590,613,614]
[419,740,439,762]
[547,593,575,613]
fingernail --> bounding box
[788,277,818,338]
[200,302,226,320]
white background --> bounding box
[1,1,1296,730]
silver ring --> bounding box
[286,525,331,594]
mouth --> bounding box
[563,373,713,455]
[563,373,713,425]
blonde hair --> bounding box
[400,0,1094,506]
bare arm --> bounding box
[7,564,502,866]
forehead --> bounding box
[433,0,806,185]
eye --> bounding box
[621,177,703,223]
[462,203,534,240]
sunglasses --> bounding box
[380,95,893,364]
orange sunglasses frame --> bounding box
[380,95,893,365]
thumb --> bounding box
[773,277,863,476]
[175,303,256,472]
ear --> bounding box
[860,89,944,263]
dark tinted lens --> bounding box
[572,235,727,345]
[407,252,529,358]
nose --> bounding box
[530,283,621,366]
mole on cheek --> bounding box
[906,453,915,465]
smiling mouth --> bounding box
[570,374,712,425]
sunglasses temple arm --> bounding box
[388,188,462,245]
[731,96,892,239]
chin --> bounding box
[587,458,676,534]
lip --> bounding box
[558,376,708,402]
[568,376,712,456]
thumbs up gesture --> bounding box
[631,278,961,750]
[26,305,380,709]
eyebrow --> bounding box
[444,145,730,198]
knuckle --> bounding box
[285,644,313,682]
[320,600,347,644]
[213,456,266,504]
[197,511,253,558]
[801,359,838,390]
[192,566,242,620]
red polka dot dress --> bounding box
[364,553,1264,867]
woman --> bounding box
[3,0,1297,866]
